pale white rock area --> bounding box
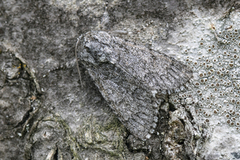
[168,9,240,160]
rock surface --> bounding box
[0,0,239,160]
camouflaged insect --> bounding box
[77,31,193,141]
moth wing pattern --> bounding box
[86,65,161,140]
[78,31,193,140]
[84,31,193,93]
[117,41,193,92]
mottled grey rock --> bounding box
[0,0,238,159]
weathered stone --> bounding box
[0,0,239,159]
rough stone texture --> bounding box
[0,0,239,160]
[168,3,240,159]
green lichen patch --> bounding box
[77,114,126,158]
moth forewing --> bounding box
[78,31,193,140]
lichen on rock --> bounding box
[169,9,240,159]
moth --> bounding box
[77,31,193,141]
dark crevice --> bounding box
[186,109,194,122]
[22,112,35,137]
[184,153,192,160]
[177,140,184,145]
[18,61,26,79]
[169,102,176,112]
[14,107,33,128]
[54,147,58,160]
[180,119,185,128]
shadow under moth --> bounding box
[77,31,193,141]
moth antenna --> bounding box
[75,36,83,88]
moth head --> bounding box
[83,41,111,63]
[78,31,119,66]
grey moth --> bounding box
[77,31,193,141]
